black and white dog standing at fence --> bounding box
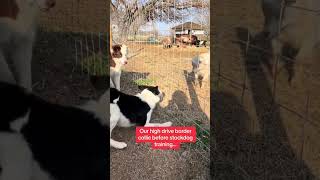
[0,81,110,180]
[110,86,172,149]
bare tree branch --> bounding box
[111,0,209,42]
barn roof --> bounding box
[171,22,204,31]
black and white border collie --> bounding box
[0,82,109,180]
[110,86,172,149]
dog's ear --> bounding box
[111,45,122,58]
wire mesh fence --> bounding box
[111,0,210,161]
[35,0,109,99]
[39,0,107,33]
[74,33,108,77]
[212,0,320,179]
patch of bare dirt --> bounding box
[110,44,210,179]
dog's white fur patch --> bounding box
[109,103,127,149]
[110,77,115,88]
[0,132,52,180]
[136,89,161,109]
[10,109,30,132]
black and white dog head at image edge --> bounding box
[0,81,110,180]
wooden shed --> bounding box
[171,21,207,40]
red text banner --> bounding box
[136,126,196,150]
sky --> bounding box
[112,0,209,36]
[138,6,208,36]
[140,16,196,36]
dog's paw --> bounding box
[162,121,173,127]
[112,142,127,149]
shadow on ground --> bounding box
[111,71,210,179]
[211,27,316,179]
[32,30,108,104]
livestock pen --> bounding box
[212,0,320,179]
[34,0,211,179]
[111,0,210,179]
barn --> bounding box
[171,21,207,40]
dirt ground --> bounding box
[212,0,320,179]
[110,43,210,179]
[125,43,210,121]
[32,1,211,179]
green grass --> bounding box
[80,54,108,76]
[133,78,155,86]
[194,120,210,150]
[191,120,210,150]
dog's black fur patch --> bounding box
[110,87,120,103]
[110,87,151,126]
[0,82,31,131]
[0,82,109,180]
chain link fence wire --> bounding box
[34,0,109,100]
[212,0,320,179]
[111,0,210,162]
